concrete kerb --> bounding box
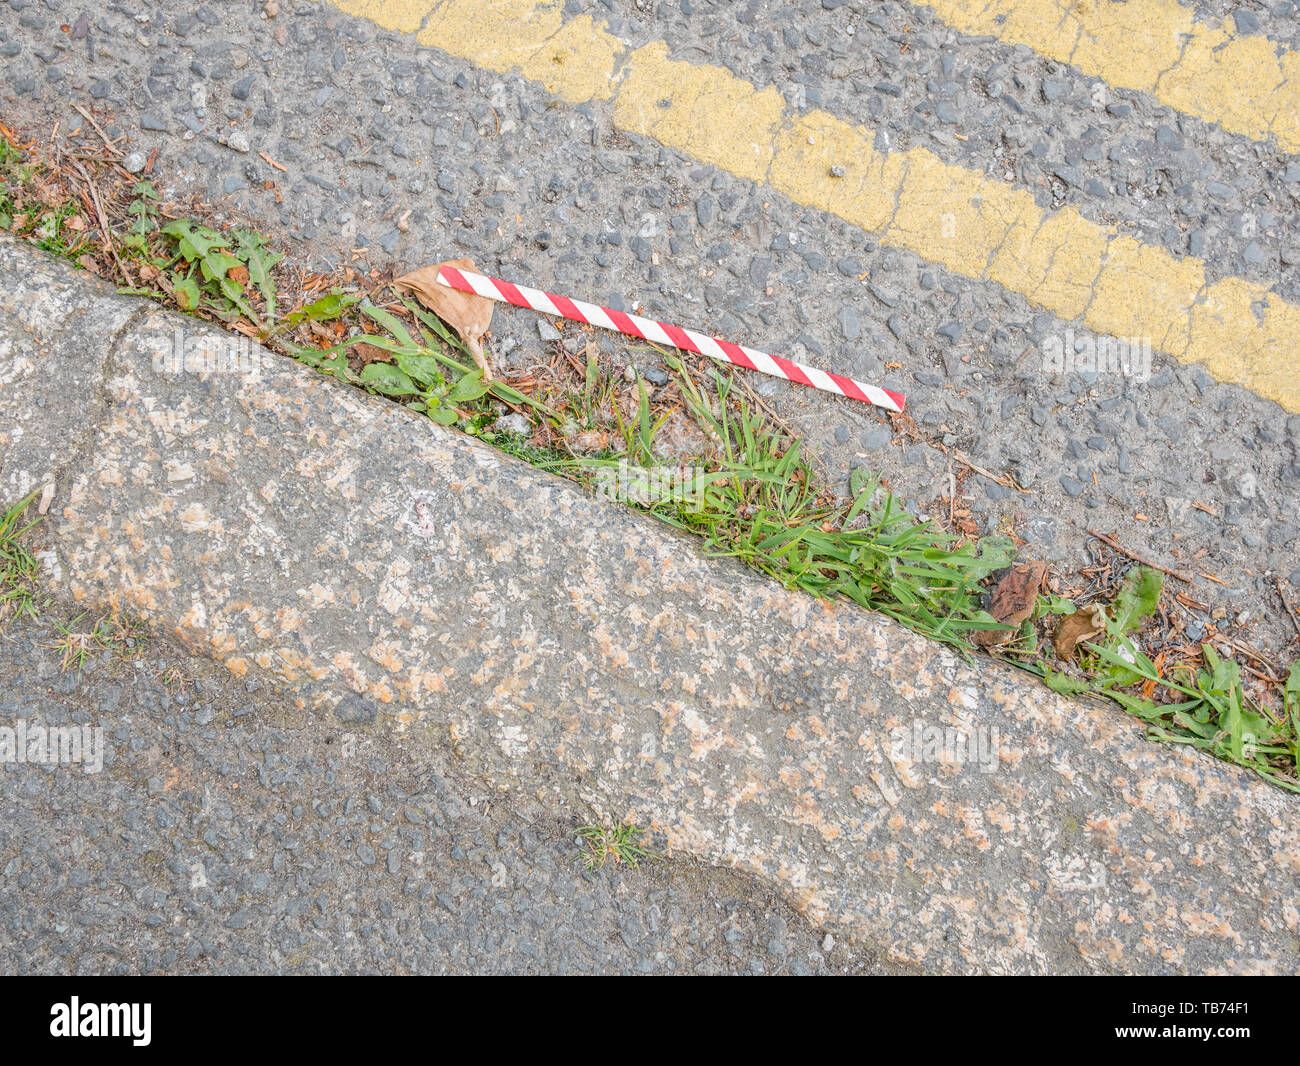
[2,238,1298,975]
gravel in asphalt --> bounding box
[0,608,893,975]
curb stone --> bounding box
[3,240,1299,975]
[0,241,140,502]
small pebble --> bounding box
[493,413,530,436]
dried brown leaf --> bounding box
[566,430,611,455]
[974,560,1046,647]
[395,257,494,378]
[1053,603,1108,658]
[654,409,713,461]
[352,341,392,366]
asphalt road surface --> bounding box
[1,0,1298,974]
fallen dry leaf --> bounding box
[887,409,918,441]
[351,341,394,367]
[1053,602,1108,658]
[395,257,494,378]
[975,560,1046,647]
[654,409,713,461]
[566,430,611,455]
[1140,649,1169,700]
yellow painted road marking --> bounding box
[414,1,624,103]
[319,0,1300,413]
[918,0,1300,156]
[614,41,787,183]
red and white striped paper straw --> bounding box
[435,266,905,412]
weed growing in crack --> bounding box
[0,493,44,631]
[577,821,657,872]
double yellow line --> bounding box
[919,0,1300,155]
[322,0,1300,412]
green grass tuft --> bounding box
[577,821,656,872]
[0,492,44,630]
